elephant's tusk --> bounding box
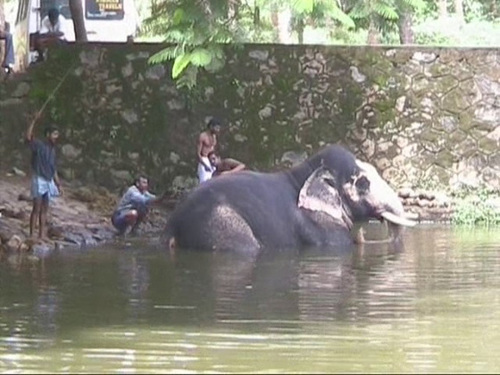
[403,211,419,220]
[381,211,417,227]
[360,238,394,244]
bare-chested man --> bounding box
[197,118,221,183]
[208,151,246,177]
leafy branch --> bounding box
[146,0,244,89]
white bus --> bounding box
[14,0,140,68]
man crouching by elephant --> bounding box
[208,151,246,177]
[111,176,166,236]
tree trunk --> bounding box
[0,0,4,28]
[296,17,304,44]
[438,0,447,18]
[398,10,414,44]
[270,10,280,42]
[0,0,5,70]
[228,0,239,20]
[454,0,464,24]
[69,0,88,42]
[367,19,380,45]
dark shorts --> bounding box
[111,210,128,232]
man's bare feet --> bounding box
[38,234,50,242]
[29,234,45,244]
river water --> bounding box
[1,224,500,374]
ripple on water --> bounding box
[1,227,500,373]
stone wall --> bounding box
[0,43,499,193]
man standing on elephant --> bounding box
[197,117,221,184]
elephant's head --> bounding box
[343,160,417,235]
[297,160,417,240]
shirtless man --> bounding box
[208,151,246,177]
[197,118,221,183]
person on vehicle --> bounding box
[34,7,71,62]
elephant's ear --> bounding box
[298,167,344,221]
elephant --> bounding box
[163,144,417,254]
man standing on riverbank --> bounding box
[197,117,222,184]
[26,114,63,240]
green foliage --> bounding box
[347,0,426,38]
[451,187,500,226]
[145,0,358,88]
[292,0,355,29]
[413,18,500,46]
[141,0,500,87]
[171,53,192,79]
[145,0,243,89]
[292,0,314,14]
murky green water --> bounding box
[1,224,500,374]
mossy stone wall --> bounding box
[0,43,498,192]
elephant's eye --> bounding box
[355,176,370,193]
[324,178,336,188]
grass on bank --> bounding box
[450,187,500,226]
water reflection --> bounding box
[0,224,499,373]
[118,254,151,323]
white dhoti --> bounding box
[197,156,215,183]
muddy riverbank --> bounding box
[0,173,175,256]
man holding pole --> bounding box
[25,114,63,240]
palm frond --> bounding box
[148,45,183,65]
[292,0,315,14]
[330,6,356,28]
[374,3,399,20]
[398,0,426,11]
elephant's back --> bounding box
[166,171,302,249]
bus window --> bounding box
[40,0,70,19]
[85,0,125,21]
